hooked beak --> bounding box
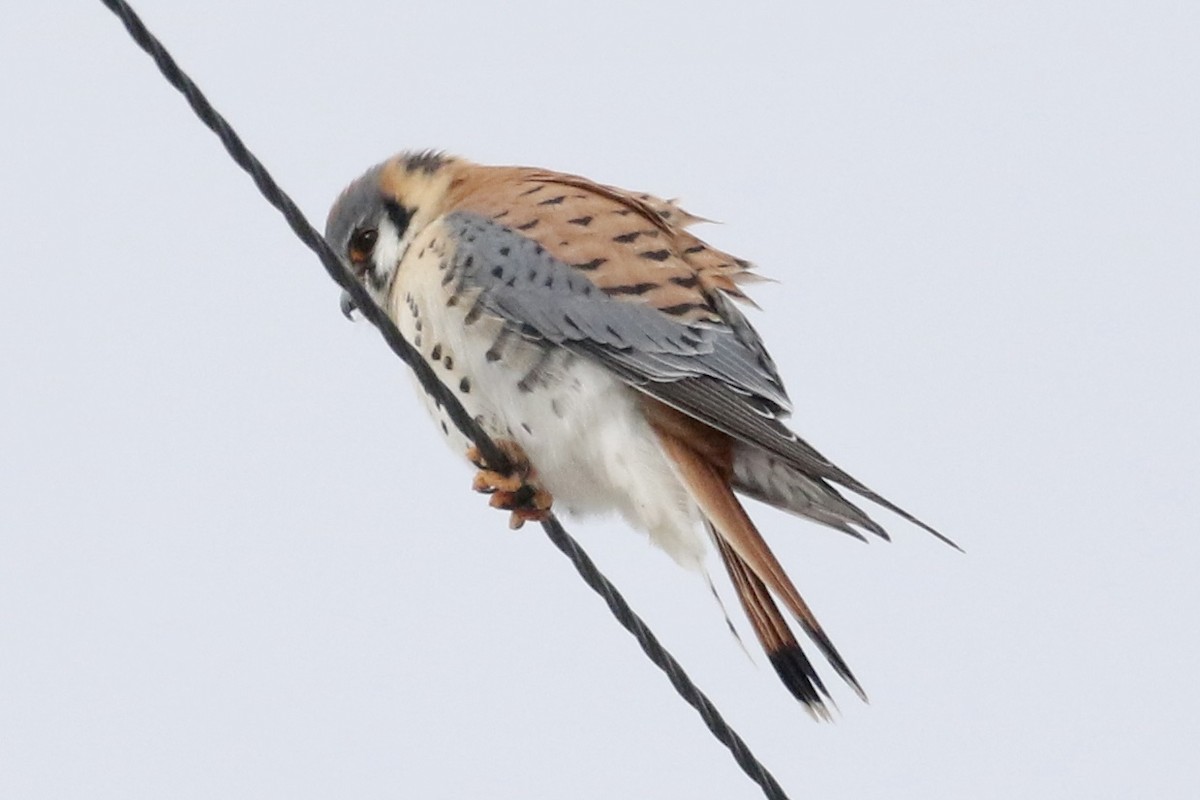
[339,289,357,320]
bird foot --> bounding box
[467,442,553,529]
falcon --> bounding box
[325,150,954,717]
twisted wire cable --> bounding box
[96,3,791,797]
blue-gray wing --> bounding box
[442,211,954,545]
[444,210,791,415]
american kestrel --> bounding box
[326,151,952,718]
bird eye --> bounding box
[348,227,378,268]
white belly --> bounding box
[390,238,706,568]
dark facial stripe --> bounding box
[383,199,413,239]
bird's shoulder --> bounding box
[441,164,762,327]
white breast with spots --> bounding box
[388,220,707,568]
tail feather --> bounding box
[710,525,834,719]
[651,417,866,708]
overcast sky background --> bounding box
[2,2,1198,798]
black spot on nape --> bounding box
[499,246,510,256]
[538,195,567,206]
[491,265,505,279]
[516,219,540,231]
[603,281,657,296]
[459,377,471,394]
[572,258,606,270]
[430,343,442,361]
[568,216,593,226]
[639,249,672,262]
[404,150,448,174]
[383,199,413,239]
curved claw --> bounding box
[466,442,553,529]
[339,289,357,320]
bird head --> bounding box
[325,150,457,317]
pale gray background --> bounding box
[2,2,1198,798]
